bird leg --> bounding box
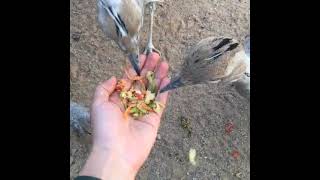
[143,1,161,56]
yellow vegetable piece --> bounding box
[189,148,197,166]
[145,90,155,104]
[153,102,164,114]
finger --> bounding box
[109,92,125,111]
[132,77,170,130]
[136,77,169,129]
[109,55,147,111]
[155,61,169,88]
[93,76,117,106]
[156,77,170,105]
[122,54,147,90]
[140,52,160,77]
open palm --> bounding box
[89,52,170,177]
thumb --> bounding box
[93,76,117,106]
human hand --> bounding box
[80,53,170,180]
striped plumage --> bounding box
[97,0,162,75]
[97,0,144,74]
[160,36,250,96]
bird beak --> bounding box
[128,53,141,75]
[159,77,184,93]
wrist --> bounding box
[80,145,137,180]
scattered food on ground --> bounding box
[189,148,197,166]
[180,116,192,137]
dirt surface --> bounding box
[70,0,250,179]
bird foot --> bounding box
[143,46,161,56]
[143,0,161,56]
[145,0,164,5]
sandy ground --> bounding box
[70,0,250,179]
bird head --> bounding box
[97,0,143,74]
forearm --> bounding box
[79,145,136,180]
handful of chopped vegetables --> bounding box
[116,71,164,119]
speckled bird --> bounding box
[160,36,250,98]
[97,0,162,75]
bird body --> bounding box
[160,36,249,95]
[97,0,145,74]
[243,35,250,75]
[97,0,162,74]
[234,74,250,100]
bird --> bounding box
[234,35,250,99]
[70,101,91,137]
[97,0,162,75]
[97,0,143,75]
[233,72,250,99]
[159,36,250,98]
[243,35,250,75]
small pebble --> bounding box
[72,32,81,41]
[236,172,242,178]
[71,149,78,154]
[156,134,161,140]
